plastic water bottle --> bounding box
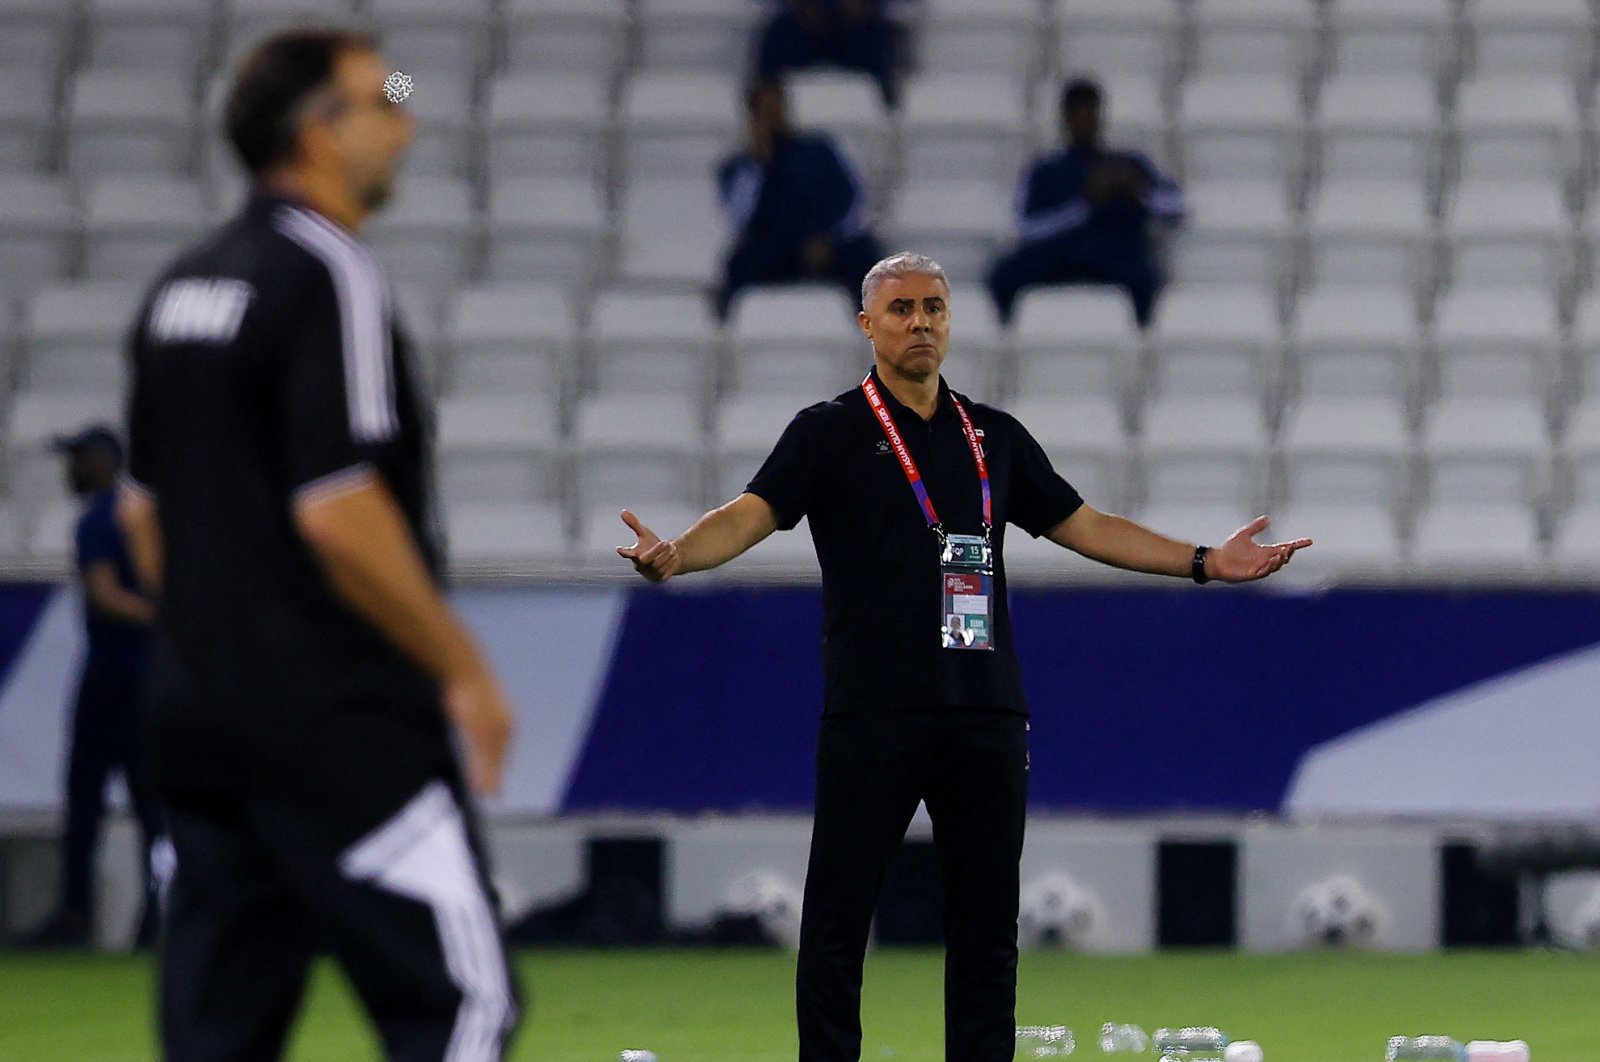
[1465,1042,1529,1062]
[618,1051,658,1062]
[1154,1027,1227,1061]
[1015,1024,1075,1057]
[1387,1036,1465,1060]
[1100,1023,1151,1052]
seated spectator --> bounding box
[715,79,884,319]
[988,77,1184,328]
[755,0,899,106]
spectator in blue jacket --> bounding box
[755,0,899,106]
[716,79,884,319]
[988,78,1184,328]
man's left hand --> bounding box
[1207,515,1312,583]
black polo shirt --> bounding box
[125,189,448,792]
[746,369,1083,716]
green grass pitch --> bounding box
[0,948,1593,1061]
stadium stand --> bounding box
[2,0,1598,579]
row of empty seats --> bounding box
[10,279,1600,408]
[13,166,1600,314]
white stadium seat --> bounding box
[445,502,571,569]
[82,0,214,78]
[1013,287,1143,402]
[1313,75,1443,186]
[66,71,195,179]
[635,0,764,73]
[1326,0,1456,79]
[920,0,1049,79]
[397,78,475,180]
[710,395,808,501]
[942,284,1009,403]
[486,178,608,286]
[1464,0,1594,80]
[443,284,576,397]
[0,177,75,300]
[1176,75,1306,186]
[616,177,728,291]
[1431,286,1560,400]
[82,178,208,282]
[886,178,1011,288]
[573,393,704,512]
[1410,501,1543,573]
[1190,0,1320,81]
[1171,180,1292,288]
[1010,395,1131,511]
[0,71,54,173]
[589,290,719,398]
[23,282,145,394]
[1148,284,1282,403]
[1281,397,1413,521]
[1303,179,1436,291]
[787,70,893,181]
[367,0,493,80]
[1056,0,1183,89]
[1442,177,1571,290]
[900,76,1033,183]
[364,176,477,284]
[1289,284,1423,400]
[0,0,73,85]
[1452,76,1580,184]
[485,73,611,186]
[726,285,861,398]
[621,71,741,179]
[504,0,628,76]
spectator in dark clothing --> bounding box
[15,425,157,949]
[716,79,885,319]
[988,77,1185,328]
[756,0,899,106]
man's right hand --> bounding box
[442,668,515,798]
[617,509,682,583]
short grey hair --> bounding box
[860,251,948,310]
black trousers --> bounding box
[159,775,520,1061]
[796,709,1029,1062]
[62,658,158,920]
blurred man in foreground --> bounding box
[120,27,519,1059]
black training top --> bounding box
[125,190,447,790]
[746,368,1083,716]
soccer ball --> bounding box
[1018,873,1101,949]
[722,870,803,949]
[1290,875,1388,949]
[1571,883,1600,950]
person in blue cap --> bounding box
[15,424,157,947]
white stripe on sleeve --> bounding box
[273,208,398,443]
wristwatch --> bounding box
[1191,545,1211,585]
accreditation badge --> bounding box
[939,533,994,651]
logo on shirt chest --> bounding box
[147,278,255,345]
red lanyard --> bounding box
[861,373,992,533]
